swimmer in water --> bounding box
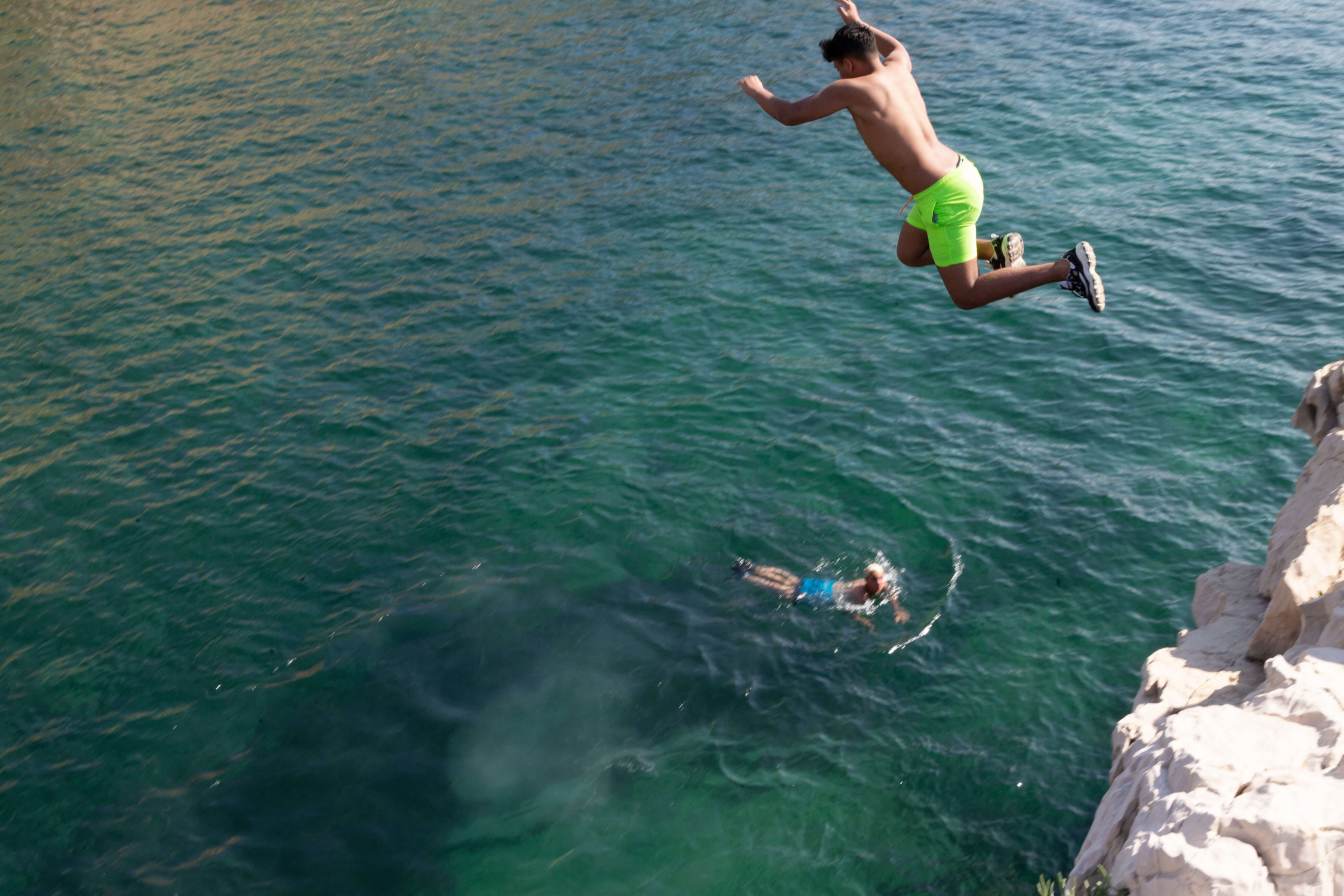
[738,0,1104,312]
[733,559,911,623]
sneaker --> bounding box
[1060,241,1105,312]
[732,558,754,578]
[989,232,1025,270]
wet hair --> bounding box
[863,564,887,595]
[820,23,877,63]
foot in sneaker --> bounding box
[732,558,754,578]
[1060,241,1105,312]
[989,232,1025,270]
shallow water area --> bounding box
[2,0,1342,893]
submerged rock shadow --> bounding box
[188,578,686,893]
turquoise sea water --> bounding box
[3,1,1342,892]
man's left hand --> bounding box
[835,0,863,25]
[738,74,764,95]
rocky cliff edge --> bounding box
[1070,360,1344,895]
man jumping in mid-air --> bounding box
[739,0,1104,312]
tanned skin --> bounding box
[738,1,1072,309]
[740,564,910,624]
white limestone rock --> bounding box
[1109,564,1266,769]
[1292,359,1344,447]
[1245,649,1344,765]
[1192,563,1265,628]
[1073,655,1344,894]
[1073,363,1344,894]
[1221,771,1344,894]
[1248,429,1344,660]
[1162,704,1322,797]
[1320,604,1344,652]
[1073,649,1344,894]
[1106,790,1277,896]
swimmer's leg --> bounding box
[937,257,1071,310]
[739,563,801,599]
[748,564,793,584]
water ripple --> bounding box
[2,0,1340,892]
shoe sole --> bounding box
[990,232,1025,270]
[1074,241,1105,312]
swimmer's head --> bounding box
[863,563,887,595]
[820,24,878,77]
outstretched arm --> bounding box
[844,578,910,622]
[835,0,911,70]
[738,75,855,126]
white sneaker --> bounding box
[1060,241,1104,312]
[989,232,1025,270]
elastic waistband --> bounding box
[913,154,975,202]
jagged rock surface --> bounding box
[1292,360,1344,447]
[1071,361,1344,895]
[1247,429,1344,660]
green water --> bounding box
[2,0,1342,892]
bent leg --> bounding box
[896,222,934,268]
[938,258,1070,310]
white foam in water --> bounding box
[888,548,963,655]
[808,550,903,616]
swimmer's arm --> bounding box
[738,76,856,127]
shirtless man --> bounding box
[738,1,1104,312]
[733,559,911,623]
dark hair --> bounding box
[819,23,876,63]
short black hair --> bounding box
[820,23,877,63]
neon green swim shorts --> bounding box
[905,156,984,267]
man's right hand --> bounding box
[835,0,863,25]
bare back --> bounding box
[845,52,959,195]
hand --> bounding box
[893,605,910,624]
[738,74,764,96]
[835,0,863,25]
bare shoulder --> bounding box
[824,77,870,99]
[842,581,868,603]
[839,75,885,108]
